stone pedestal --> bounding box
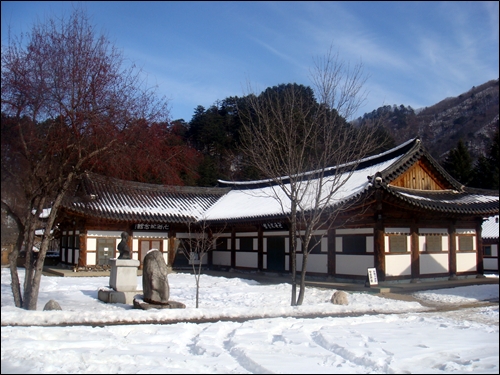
[109,258,140,291]
[98,258,141,304]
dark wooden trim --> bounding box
[476,218,484,275]
[448,222,457,278]
[374,223,385,281]
[410,221,419,280]
[231,227,236,268]
[258,225,263,271]
[327,228,336,276]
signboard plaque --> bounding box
[367,267,378,286]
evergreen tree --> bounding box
[471,129,499,189]
[443,139,473,185]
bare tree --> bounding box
[178,220,225,308]
[238,48,389,306]
[1,8,170,310]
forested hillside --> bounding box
[357,79,499,163]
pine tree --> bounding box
[443,139,473,185]
[471,129,499,189]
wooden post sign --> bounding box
[367,267,378,286]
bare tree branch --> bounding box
[238,48,389,306]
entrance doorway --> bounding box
[139,239,163,268]
[266,237,285,272]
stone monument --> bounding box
[97,232,140,304]
[133,249,185,309]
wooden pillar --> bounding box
[78,232,86,267]
[168,229,176,267]
[257,225,263,271]
[207,228,213,268]
[373,190,386,281]
[231,226,236,268]
[410,222,420,281]
[374,216,385,281]
[448,221,457,279]
[476,218,484,276]
[327,228,336,276]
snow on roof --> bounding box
[218,137,416,187]
[482,215,499,240]
[204,156,401,221]
[31,208,51,218]
[397,191,498,204]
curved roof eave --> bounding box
[382,185,499,216]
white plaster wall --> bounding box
[296,254,327,273]
[87,230,122,237]
[492,244,498,257]
[456,252,477,272]
[366,236,374,253]
[385,254,411,276]
[336,254,374,276]
[212,251,231,266]
[87,238,97,251]
[163,239,169,264]
[86,252,96,266]
[321,237,328,252]
[484,258,498,271]
[236,252,258,268]
[420,253,448,274]
[335,237,342,252]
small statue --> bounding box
[117,231,131,259]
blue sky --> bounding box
[2,1,498,122]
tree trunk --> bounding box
[22,179,72,310]
[296,252,309,305]
[290,204,298,306]
[195,275,200,309]
[8,247,23,308]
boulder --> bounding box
[142,249,170,304]
[331,290,349,305]
[43,299,62,311]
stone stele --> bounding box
[133,249,185,310]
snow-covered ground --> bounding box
[1,268,498,374]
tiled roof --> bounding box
[482,215,499,240]
[208,138,498,222]
[62,173,230,223]
[380,185,498,216]
[62,138,499,224]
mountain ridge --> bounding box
[358,79,499,163]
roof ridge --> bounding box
[219,138,421,189]
[83,172,229,195]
